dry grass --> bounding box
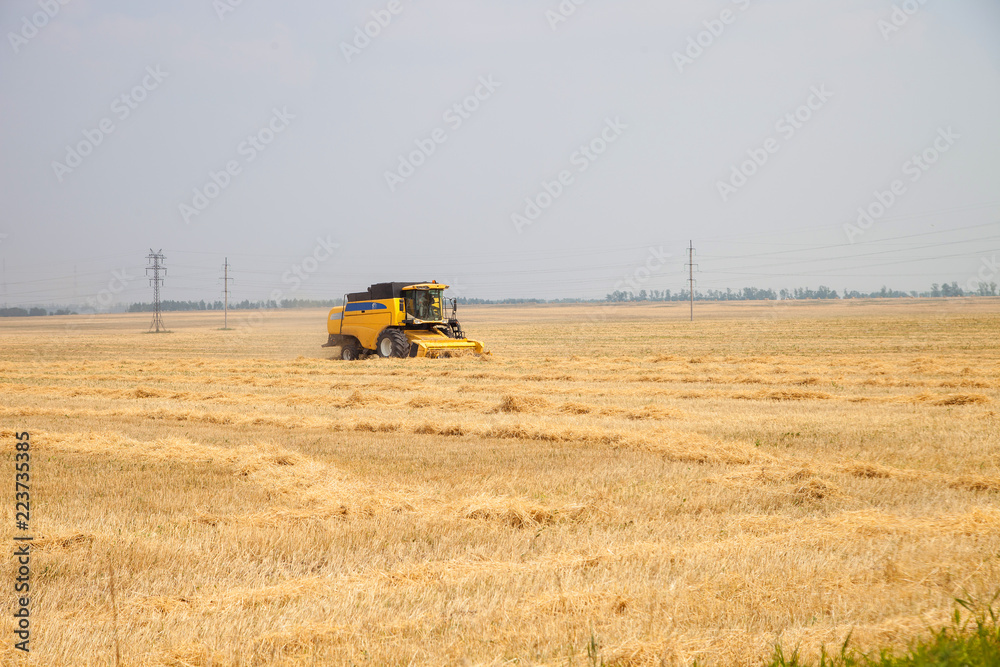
[0,299,998,666]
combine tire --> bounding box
[377,329,409,358]
[341,340,362,361]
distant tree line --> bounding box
[125,298,342,312]
[456,298,548,305]
[0,307,74,317]
[603,281,997,302]
[3,282,997,316]
[126,300,225,312]
[0,299,344,317]
[465,281,998,304]
[605,287,801,302]
[605,287,783,302]
[928,281,998,297]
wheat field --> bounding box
[1,299,998,666]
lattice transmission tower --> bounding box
[685,241,698,322]
[221,257,233,330]
[146,249,167,333]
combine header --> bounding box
[323,282,488,360]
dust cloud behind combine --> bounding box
[1,300,998,665]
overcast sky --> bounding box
[1,0,998,307]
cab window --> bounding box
[404,289,443,321]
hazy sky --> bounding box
[1,0,998,307]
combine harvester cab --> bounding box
[323,282,487,360]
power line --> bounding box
[696,200,1000,245]
[6,219,987,293]
[699,234,998,278]
[703,246,1000,281]
[699,222,1000,261]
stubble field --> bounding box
[1,299,998,666]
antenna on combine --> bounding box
[686,240,698,322]
[146,249,167,333]
[221,257,233,330]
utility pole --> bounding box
[686,240,697,322]
[146,249,166,333]
[221,257,233,330]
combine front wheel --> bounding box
[377,329,410,358]
[341,340,362,361]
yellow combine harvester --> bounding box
[323,282,488,360]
